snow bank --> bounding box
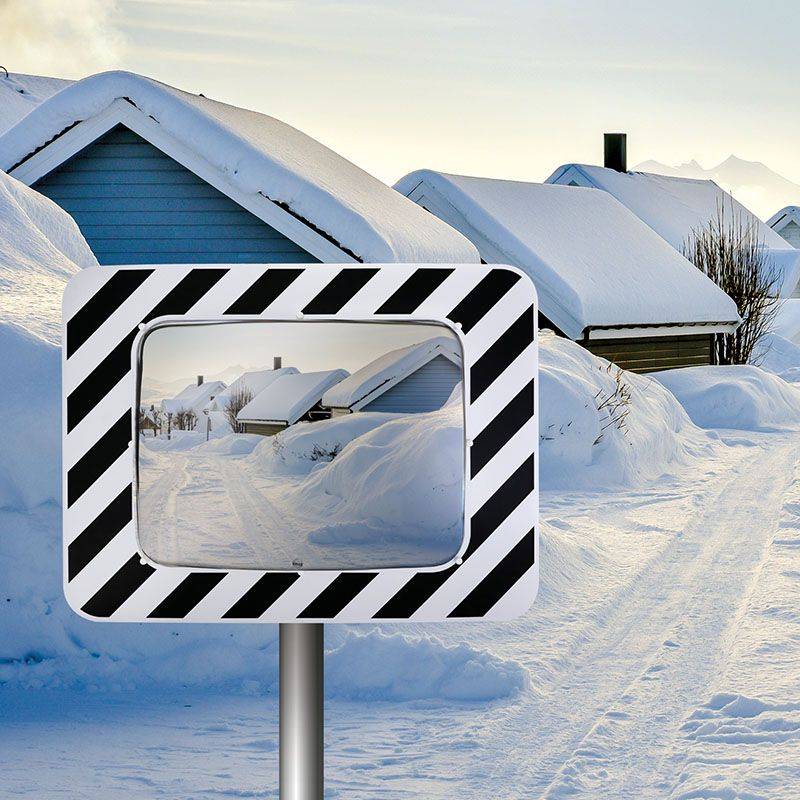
[0,70,478,264]
[652,365,800,431]
[752,332,800,381]
[773,298,800,345]
[0,323,61,510]
[0,169,97,343]
[291,405,463,548]
[326,630,527,702]
[0,72,72,135]
[251,412,402,475]
[538,332,711,489]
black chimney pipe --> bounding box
[604,133,627,172]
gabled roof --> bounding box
[322,336,461,411]
[768,206,800,235]
[162,380,226,415]
[238,369,349,425]
[209,367,299,409]
[0,70,479,265]
[547,164,800,297]
[395,170,740,340]
[0,72,73,135]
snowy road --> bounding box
[3,432,799,798]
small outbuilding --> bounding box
[395,170,740,372]
[0,71,478,266]
[768,207,800,252]
[237,369,349,436]
[162,379,226,418]
[206,367,299,412]
[322,336,462,415]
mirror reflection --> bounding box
[137,321,465,571]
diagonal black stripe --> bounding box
[67,410,131,507]
[222,573,301,619]
[67,270,154,358]
[471,380,535,477]
[81,553,155,618]
[225,268,304,315]
[447,269,520,333]
[448,528,536,618]
[375,268,454,314]
[298,573,377,618]
[302,268,379,315]
[68,484,132,581]
[374,454,534,619]
[470,305,534,403]
[148,573,227,619]
[66,269,228,433]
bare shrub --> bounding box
[173,407,197,431]
[683,201,781,365]
[594,365,632,446]
[224,386,255,433]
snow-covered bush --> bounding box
[652,365,800,431]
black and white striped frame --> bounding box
[62,264,538,623]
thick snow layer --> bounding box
[538,332,712,488]
[0,71,479,264]
[0,323,60,510]
[773,298,800,345]
[0,73,72,135]
[752,332,800,381]
[652,365,800,431]
[322,335,461,410]
[326,630,527,702]
[0,170,97,344]
[238,369,349,425]
[207,367,299,411]
[547,164,800,297]
[161,380,226,416]
[395,171,739,340]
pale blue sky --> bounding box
[4,0,800,183]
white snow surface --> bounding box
[752,332,800,381]
[237,369,349,425]
[547,164,800,297]
[0,70,479,264]
[0,73,72,135]
[652,364,800,431]
[767,205,800,237]
[773,298,800,345]
[0,170,97,344]
[322,334,461,410]
[395,171,740,339]
[206,367,299,411]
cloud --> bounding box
[0,0,124,77]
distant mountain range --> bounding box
[633,155,800,221]
[141,364,268,406]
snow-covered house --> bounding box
[206,367,299,412]
[322,336,462,414]
[0,70,478,266]
[768,207,800,249]
[237,369,349,435]
[395,170,740,372]
[162,378,226,418]
[0,71,72,135]
[547,155,800,299]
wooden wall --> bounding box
[362,355,462,413]
[33,125,318,265]
[586,334,713,373]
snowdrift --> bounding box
[652,365,800,431]
[538,332,712,489]
[753,332,800,383]
[0,170,97,344]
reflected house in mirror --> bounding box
[205,366,299,414]
[161,376,226,428]
[237,369,350,436]
[321,336,462,416]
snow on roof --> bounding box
[162,380,226,415]
[238,369,349,425]
[0,169,97,344]
[395,170,740,340]
[211,367,299,408]
[322,335,461,410]
[547,164,800,297]
[0,72,73,135]
[0,70,478,265]
[767,206,800,234]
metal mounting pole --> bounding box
[279,622,324,800]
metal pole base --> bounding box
[280,623,324,800]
